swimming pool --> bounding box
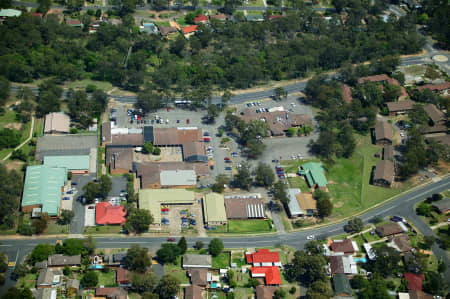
[89,264,104,269]
[354,257,367,263]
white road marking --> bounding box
[13,249,19,269]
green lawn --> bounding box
[287,176,309,191]
[227,220,273,233]
[175,17,187,26]
[84,225,122,234]
[362,231,380,243]
[154,21,171,27]
[234,287,254,299]
[164,256,189,284]
[212,252,230,269]
[0,109,18,126]
[231,251,246,267]
[17,273,38,289]
[248,0,265,7]
[46,221,70,234]
[33,118,44,137]
[97,270,117,287]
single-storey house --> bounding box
[224,196,265,219]
[47,254,81,267]
[246,249,281,267]
[255,285,279,299]
[373,159,394,187]
[374,121,393,145]
[194,14,208,24]
[416,82,450,96]
[299,162,328,189]
[404,273,425,291]
[286,188,303,217]
[182,254,212,269]
[203,193,227,226]
[431,197,450,214]
[423,104,446,126]
[159,25,178,37]
[376,222,406,237]
[330,239,359,254]
[188,268,208,287]
[333,274,352,297]
[95,202,126,225]
[95,287,128,298]
[185,285,203,299]
[116,268,131,287]
[44,112,70,134]
[388,234,412,253]
[33,288,57,299]
[182,25,198,38]
[37,268,62,288]
[383,144,394,161]
[250,267,281,285]
[385,100,415,116]
[329,255,358,275]
[297,192,317,216]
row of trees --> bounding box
[156,237,224,264]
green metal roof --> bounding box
[203,193,227,224]
[22,165,67,216]
[44,155,90,171]
[300,162,328,188]
[333,273,352,296]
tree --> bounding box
[254,163,275,187]
[274,288,287,299]
[156,275,180,299]
[416,202,432,217]
[10,263,29,280]
[221,90,232,107]
[409,104,429,127]
[125,244,151,273]
[0,129,21,150]
[234,162,253,190]
[274,87,287,101]
[0,77,10,106]
[317,197,333,217]
[273,181,288,204]
[30,244,55,263]
[423,235,435,249]
[142,142,154,154]
[156,243,181,264]
[285,250,327,286]
[1,287,33,299]
[62,239,86,256]
[84,235,96,255]
[212,174,229,193]
[306,280,333,299]
[366,245,401,277]
[383,83,401,102]
[208,238,224,257]
[205,104,219,123]
[347,218,364,233]
[358,277,391,299]
[126,209,153,234]
[423,272,445,296]
[286,127,296,137]
[99,175,112,198]
[10,149,27,161]
[195,241,204,250]
[246,278,260,288]
[32,213,50,234]
[351,275,368,289]
[81,271,98,287]
[83,182,100,204]
[132,272,158,293]
[58,210,74,225]
[177,237,187,254]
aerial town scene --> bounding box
[0,0,448,298]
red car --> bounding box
[224,157,230,161]
[167,238,176,242]
[186,119,190,124]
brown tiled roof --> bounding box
[358,74,391,84]
[423,104,445,124]
[374,160,394,184]
[427,134,450,146]
[375,121,393,141]
[210,13,226,20]
[422,125,448,134]
[185,285,203,299]
[153,128,202,146]
[296,192,316,211]
[329,255,344,274]
[111,133,144,146]
[66,19,81,26]
[330,239,356,253]
[102,122,112,144]
[392,234,412,252]
[183,141,206,160]
[189,268,208,286]
[95,287,128,298]
[408,290,434,299]
[416,82,450,92]
[240,110,310,135]
[383,144,393,161]
[342,84,353,103]
[178,128,203,143]
[386,100,415,112]
[224,197,265,219]
[116,268,131,284]
[159,25,178,36]
[376,222,403,237]
[255,285,279,299]
[137,162,209,187]
[106,147,133,171]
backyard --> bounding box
[164,256,189,284]
[212,252,230,269]
[97,270,117,287]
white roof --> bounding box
[287,188,303,216]
[0,9,22,17]
[160,170,197,186]
[363,243,376,260]
[342,255,358,274]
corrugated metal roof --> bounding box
[160,170,197,186]
[287,189,303,216]
[203,193,227,223]
[44,155,90,170]
[22,165,67,216]
[300,162,328,187]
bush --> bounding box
[289,286,296,294]
[81,271,98,287]
[152,147,161,155]
[85,84,97,93]
[11,149,27,161]
[70,128,78,134]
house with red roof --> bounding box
[250,267,281,286]
[330,239,359,254]
[116,267,131,287]
[404,273,425,291]
[194,14,208,24]
[182,25,198,38]
[246,249,281,267]
[96,202,126,225]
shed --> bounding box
[373,160,394,187]
[44,112,70,134]
[182,254,212,269]
[203,193,227,226]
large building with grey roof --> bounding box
[35,135,97,161]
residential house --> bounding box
[246,249,281,267]
[182,25,198,38]
[96,202,126,225]
[404,273,425,291]
[342,84,353,104]
[116,268,131,287]
[203,193,228,226]
[431,197,450,214]
[388,234,412,253]
[210,13,226,21]
[255,285,279,299]
[416,82,450,96]
[224,196,265,219]
[35,261,48,270]
[297,192,317,216]
[33,288,57,299]
[37,268,62,288]
[185,285,203,299]
[66,19,82,27]
[329,255,358,275]
[385,100,415,116]
[44,112,70,134]
[423,104,446,126]
[43,155,91,174]
[427,135,450,146]
[376,222,406,237]
[373,160,394,187]
[399,290,434,299]
[188,268,208,287]
[299,162,328,189]
[333,274,352,297]
[194,14,208,24]
[286,188,303,217]
[421,124,448,136]
[47,254,81,267]
[358,74,408,100]
[374,121,393,145]
[330,239,359,254]
[182,254,212,269]
[95,287,128,298]
[250,267,281,285]
[159,25,178,37]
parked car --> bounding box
[88,206,94,209]
[224,157,231,161]
[225,166,232,171]
[63,197,70,200]
[306,235,315,240]
[71,182,78,186]
[66,190,73,194]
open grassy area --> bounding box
[362,230,380,243]
[231,251,246,267]
[65,79,113,91]
[212,252,230,269]
[287,176,309,190]
[97,270,117,287]
[33,117,44,137]
[46,221,70,234]
[227,219,273,233]
[17,273,38,289]
[84,225,122,234]
[164,256,189,284]
[248,0,265,6]
[154,21,171,27]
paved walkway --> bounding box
[1,116,35,161]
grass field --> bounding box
[154,21,171,27]
[248,0,265,7]
[46,221,70,234]
[164,256,189,284]
[84,225,122,234]
[287,176,309,190]
[33,117,44,137]
[18,273,38,289]
[212,252,230,269]
[97,270,117,287]
[227,219,273,233]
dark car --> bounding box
[225,166,232,171]
[71,182,78,185]
[88,206,94,209]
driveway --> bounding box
[70,174,96,234]
[109,176,127,197]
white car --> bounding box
[306,235,315,240]
[400,132,405,137]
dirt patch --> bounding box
[334,201,344,208]
[328,180,336,184]
[135,147,183,162]
[4,123,22,130]
[5,161,24,171]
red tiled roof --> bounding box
[250,267,281,285]
[183,25,198,34]
[116,267,131,284]
[404,273,425,291]
[416,82,450,92]
[66,19,81,26]
[96,202,126,225]
[194,14,208,23]
[330,239,356,253]
[358,74,391,84]
[210,13,226,20]
[246,249,280,264]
